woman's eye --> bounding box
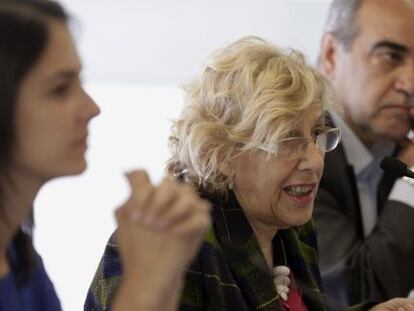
[51,81,76,97]
[51,83,70,97]
[313,126,326,137]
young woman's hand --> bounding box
[113,170,211,311]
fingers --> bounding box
[156,190,210,228]
[124,170,155,220]
[168,201,211,237]
[126,169,151,188]
[401,300,414,311]
[370,298,414,311]
[137,178,179,225]
[118,170,211,236]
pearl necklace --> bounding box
[273,236,290,301]
[273,265,291,301]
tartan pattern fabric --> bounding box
[85,190,368,310]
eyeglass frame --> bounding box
[256,126,341,160]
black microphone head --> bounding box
[380,156,407,177]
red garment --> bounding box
[281,274,308,311]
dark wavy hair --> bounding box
[0,0,68,285]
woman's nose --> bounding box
[298,141,324,171]
[82,89,101,121]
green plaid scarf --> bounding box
[85,190,372,310]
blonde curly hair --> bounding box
[167,36,333,195]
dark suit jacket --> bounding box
[315,140,414,309]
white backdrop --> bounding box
[33,1,332,310]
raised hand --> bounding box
[113,170,210,311]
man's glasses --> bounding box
[257,127,341,160]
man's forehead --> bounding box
[354,0,414,48]
[358,0,414,24]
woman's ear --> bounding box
[218,159,233,177]
[219,159,235,190]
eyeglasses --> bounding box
[257,127,341,160]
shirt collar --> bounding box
[330,112,395,176]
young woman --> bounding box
[0,1,210,310]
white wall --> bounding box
[33,1,331,310]
[64,0,331,84]
[34,84,184,310]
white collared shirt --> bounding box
[331,113,395,236]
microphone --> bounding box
[379,156,414,179]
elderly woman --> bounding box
[86,37,414,311]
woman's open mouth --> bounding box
[283,184,316,205]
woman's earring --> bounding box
[228,178,234,190]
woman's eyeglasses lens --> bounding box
[317,128,341,153]
[268,127,341,160]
